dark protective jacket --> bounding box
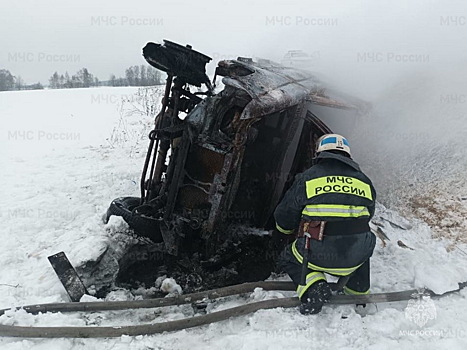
[274,151,376,235]
[275,151,377,292]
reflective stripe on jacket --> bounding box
[274,151,376,233]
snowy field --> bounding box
[1,86,467,349]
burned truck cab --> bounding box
[105,40,362,291]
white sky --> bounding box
[1,0,466,96]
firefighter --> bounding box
[273,133,377,315]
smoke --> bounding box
[260,1,467,213]
[245,0,466,213]
[339,63,467,243]
[349,64,467,204]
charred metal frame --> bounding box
[133,40,361,257]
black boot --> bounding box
[299,281,332,315]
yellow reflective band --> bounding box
[291,241,362,276]
[297,271,326,299]
[344,286,370,295]
[305,176,373,201]
[302,204,370,218]
[275,223,294,234]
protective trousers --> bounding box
[278,231,375,299]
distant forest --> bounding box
[0,65,163,91]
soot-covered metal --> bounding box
[99,40,363,296]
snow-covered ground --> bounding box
[1,86,467,349]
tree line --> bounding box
[49,68,99,89]
[0,65,163,92]
[108,65,163,87]
[49,65,163,89]
[0,69,43,91]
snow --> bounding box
[160,278,183,295]
[104,289,137,302]
[79,294,99,303]
[1,86,467,349]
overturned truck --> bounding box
[103,40,364,294]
